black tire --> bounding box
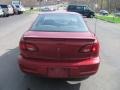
[6,14,9,17]
[66,77,89,81]
[14,10,19,15]
[18,11,22,14]
[87,14,94,18]
[91,14,94,18]
[3,12,9,17]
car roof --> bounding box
[68,4,88,7]
[0,4,7,5]
[39,11,82,16]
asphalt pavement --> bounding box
[0,13,120,90]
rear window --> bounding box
[15,5,19,8]
[67,5,84,11]
[67,5,76,10]
[31,13,88,32]
[0,5,7,8]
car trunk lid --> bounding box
[20,31,96,60]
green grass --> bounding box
[96,14,120,23]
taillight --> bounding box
[20,39,38,52]
[80,40,99,57]
[20,42,26,50]
[25,43,37,52]
[80,45,93,53]
[91,42,99,57]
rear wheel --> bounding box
[87,14,94,18]
[90,14,94,18]
[19,11,23,14]
[66,77,89,81]
[3,13,9,17]
[14,10,19,15]
[6,14,9,17]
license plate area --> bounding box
[48,68,68,78]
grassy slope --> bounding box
[96,14,120,23]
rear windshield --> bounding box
[15,5,19,8]
[67,5,76,10]
[0,5,7,8]
[31,13,88,32]
[67,5,84,11]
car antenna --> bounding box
[94,16,97,36]
[94,3,98,36]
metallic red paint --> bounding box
[19,55,100,78]
[18,12,100,79]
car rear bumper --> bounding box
[18,55,100,79]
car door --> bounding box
[83,6,91,16]
[76,6,84,15]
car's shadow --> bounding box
[0,47,81,90]
[24,76,81,90]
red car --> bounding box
[19,11,100,79]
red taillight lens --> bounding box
[20,39,37,52]
[20,42,26,50]
[25,43,37,52]
[80,41,99,57]
[80,45,93,53]
[91,43,99,57]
